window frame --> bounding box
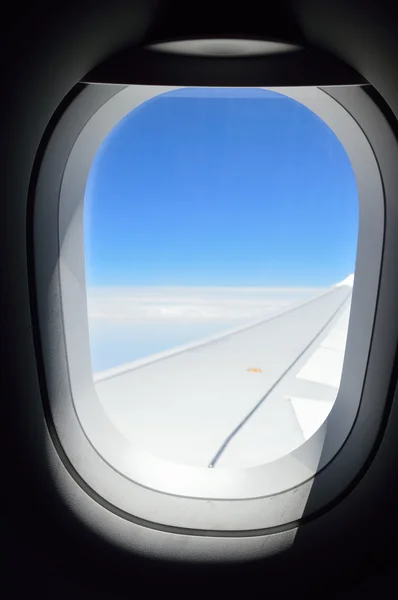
[33,83,392,538]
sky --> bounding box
[84,87,358,372]
[84,87,358,289]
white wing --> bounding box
[94,284,352,469]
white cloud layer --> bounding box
[87,286,325,322]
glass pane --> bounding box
[84,88,358,468]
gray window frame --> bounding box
[33,84,395,545]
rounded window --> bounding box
[35,83,384,528]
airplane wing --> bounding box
[94,284,352,469]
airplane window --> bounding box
[84,87,358,469]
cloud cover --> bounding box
[87,286,325,323]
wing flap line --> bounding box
[208,292,351,468]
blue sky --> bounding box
[84,87,358,288]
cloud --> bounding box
[86,286,324,323]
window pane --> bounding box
[84,88,358,468]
